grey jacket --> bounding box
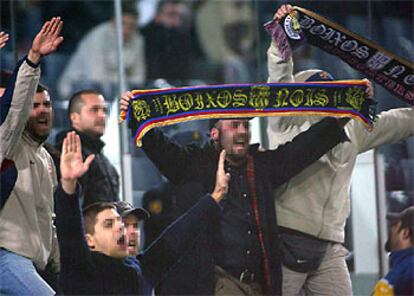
[0,58,59,270]
[266,40,414,243]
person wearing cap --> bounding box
[266,4,414,296]
[55,131,230,295]
[373,206,414,295]
[115,201,150,256]
[120,88,350,295]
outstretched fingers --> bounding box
[218,150,226,174]
[273,4,293,22]
[0,32,9,48]
[50,17,63,37]
[40,20,51,35]
[67,131,76,153]
[84,154,95,171]
[120,91,134,111]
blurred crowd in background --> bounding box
[1,0,413,277]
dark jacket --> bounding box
[373,247,414,296]
[55,129,119,206]
[55,183,221,295]
[140,117,348,295]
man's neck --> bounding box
[226,156,247,167]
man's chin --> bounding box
[228,152,247,164]
[231,148,248,159]
[32,132,50,143]
[93,129,105,138]
[127,246,138,256]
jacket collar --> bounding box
[73,128,105,153]
[390,247,414,267]
[22,131,45,148]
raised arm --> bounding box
[55,132,95,281]
[139,150,229,286]
[1,17,63,207]
[262,117,349,188]
[120,91,205,185]
[352,107,414,153]
[267,4,295,83]
[1,17,63,158]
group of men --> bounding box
[0,3,413,296]
[0,15,230,296]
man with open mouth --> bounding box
[115,200,150,256]
[120,87,350,295]
[55,131,230,295]
[0,17,63,295]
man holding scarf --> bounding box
[267,4,414,295]
[121,87,351,295]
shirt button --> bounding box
[246,250,251,255]
[242,193,247,198]
[247,230,252,235]
[247,212,251,216]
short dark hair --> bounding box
[157,0,182,13]
[37,82,48,93]
[110,0,139,18]
[122,0,139,17]
[82,202,116,235]
[68,89,103,117]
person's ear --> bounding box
[210,127,219,142]
[401,228,411,240]
[70,112,80,126]
[85,233,95,249]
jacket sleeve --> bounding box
[139,194,221,287]
[0,57,40,161]
[267,39,294,83]
[261,117,348,187]
[350,108,414,153]
[141,128,206,185]
[48,224,61,273]
[55,183,93,278]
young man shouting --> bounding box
[55,131,229,295]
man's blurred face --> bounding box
[25,90,52,143]
[86,208,128,258]
[157,3,188,28]
[385,221,405,252]
[122,14,138,42]
[123,214,140,256]
[215,120,250,162]
[0,87,5,97]
[72,93,107,138]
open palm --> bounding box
[31,17,64,56]
[212,150,231,202]
[60,132,94,181]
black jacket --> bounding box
[55,129,119,206]
[55,183,222,295]
[140,117,348,295]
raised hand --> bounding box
[0,32,9,49]
[273,4,293,22]
[28,17,64,64]
[60,131,94,194]
[211,150,231,203]
[362,78,374,98]
[120,91,134,113]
